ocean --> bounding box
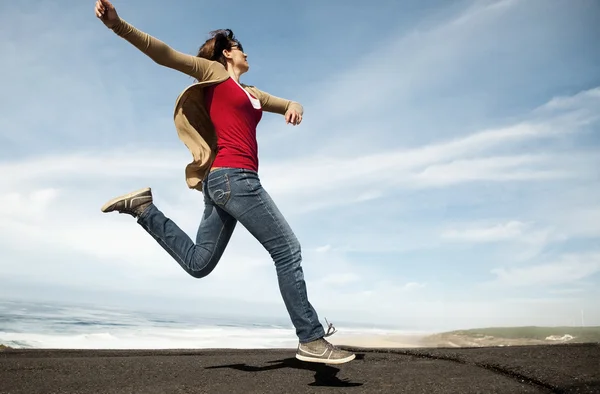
[0,299,414,350]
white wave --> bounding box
[0,300,427,350]
[0,326,425,350]
[0,326,299,349]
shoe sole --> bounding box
[100,187,151,213]
[295,353,356,365]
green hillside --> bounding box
[448,326,600,342]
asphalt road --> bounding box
[1,343,599,393]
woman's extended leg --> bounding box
[204,168,355,363]
[204,168,323,341]
[101,186,237,278]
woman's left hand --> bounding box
[285,109,302,126]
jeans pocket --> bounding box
[207,174,231,206]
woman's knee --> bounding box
[186,255,219,279]
[274,236,302,268]
[188,268,211,279]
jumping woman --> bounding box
[94,0,355,364]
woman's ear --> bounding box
[222,49,233,60]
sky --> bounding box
[1,0,599,331]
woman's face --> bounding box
[226,44,248,73]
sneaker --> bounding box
[296,320,355,364]
[100,187,153,218]
[296,338,356,365]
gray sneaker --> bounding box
[100,187,153,218]
[296,338,356,364]
[296,321,355,364]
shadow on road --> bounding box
[205,354,365,388]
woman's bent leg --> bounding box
[137,191,237,278]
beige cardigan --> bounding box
[110,19,303,190]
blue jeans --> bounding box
[137,167,326,343]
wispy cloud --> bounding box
[441,221,529,243]
[489,253,600,288]
[259,88,599,212]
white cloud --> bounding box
[550,207,600,240]
[403,282,426,291]
[0,189,60,219]
[0,150,184,188]
[410,155,569,187]
[257,112,598,219]
[315,245,332,253]
[319,273,361,286]
[489,253,600,287]
[539,86,600,113]
[442,220,528,242]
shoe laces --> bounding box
[323,318,338,338]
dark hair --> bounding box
[197,29,243,68]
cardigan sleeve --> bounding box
[111,19,215,82]
[246,86,304,116]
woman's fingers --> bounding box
[285,110,302,126]
[100,0,114,10]
[95,1,103,17]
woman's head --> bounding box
[197,29,248,74]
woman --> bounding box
[94,0,355,364]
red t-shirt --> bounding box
[205,78,263,172]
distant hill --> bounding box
[422,326,600,347]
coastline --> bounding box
[329,333,428,348]
[329,325,600,349]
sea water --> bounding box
[0,299,413,349]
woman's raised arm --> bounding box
[95,0,215,82]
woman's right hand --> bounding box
[95,0,120,28]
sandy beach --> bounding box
[328,333,428,348]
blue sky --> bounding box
[1,0,599,331]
